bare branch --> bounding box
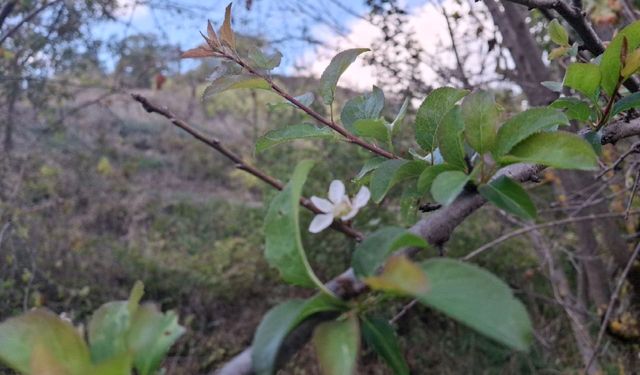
[0,0,63,46]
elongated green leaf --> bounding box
[430,171,470,205]
[320,48,370,105]
[499,132,598,170]
[611,92,640,117]
[0,309,91,375]
[354,118,390,143]
[564,63,601,100]
[548,19,569,46]
[265,160,325,287]
[549,97,593,122]
[462,90,500,155]
[267,92,315,111]
[390,97,410,134]
[341,86,384,132]
[88,301,132,363]
[355,157,387,180]
[204,74,270,98]
[479,176,536,220]
[416,164,460,195]
[494,108,569,156]
[352,227,428,278]
[437,106,467,170]
[417,259,533,351]
[415,87,468,154]
[248,48,283,70]
[313,315,360,375]
[600,21,640,96]
[361,317,409,375]
[370,160,426,203]
[128,304,185,375]
[253,295,344,375]
[256,124,336,152]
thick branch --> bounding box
[131,93,364,241]
[213,116,640,375]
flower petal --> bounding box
[328,180,345,204]
[352,186,371,209]
[308,213,334,233]
[311,196,333,213]
[341,206,359,221]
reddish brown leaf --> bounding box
[181,46,217,59]
[220,3,236,50]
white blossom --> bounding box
[308,180,370,233]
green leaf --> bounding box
[351,227,428,279]
[600,21,640,97]
[355,157,387,180]
[267,92,315,111]
[583,130,602,155]
[319,48,370,105]
[540,81,564,93]
[437,106,467,170]
[354,118,390,143]
[204,74,270,98]
[256,124,336,152]
[341,86,385,132]
[390,97,410,134]
[494,107,569,156]
[370,160,426,203]
[253,295,344,375]
[563,63,601,100]
[248,48,283,70]
[417,258,533,351]
[549,97,594,122]
[462,90,500,155]
[416,164,460,195]
[313,315,360,375]
[611,92,640,117]
[264,160,326,288]
[499,131,598,170]
[0,309,91,375]
[128,304,185,375]
[361,317,409,375]
[88,301,132,363]
[548,19,569,46]
[479,176,536,220]
[415,87,469,155]
[430,170,470,205]
[364,256,429,296]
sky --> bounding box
[97,0,494,91]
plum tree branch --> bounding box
[213,115,640,375]
[130,93,364,241]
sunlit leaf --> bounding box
[564,63,601,100]
[494,107,569,156]
[365,256,429,296]
[203,74,270,98]
[319,48,370,105]
[354,118,390,144]
[341,86,384,133]
[461,90,500,155]
[499,131,598,170]
[352,227,428,278]
[256,124,337,152]
[548,19,569,46]
[600,21,640,96]
[479,176,536,220]
[264,160,323,287]
[415,87,468,155]
[436,106,467,170]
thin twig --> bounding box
[464,210,640,260]
[131,94,364,241]
[389,299,418,324]
[584,241,640,372]
[0,0,62,46]
[625,168,640,220]
[596,141,640,179]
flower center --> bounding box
[333,198,352,218]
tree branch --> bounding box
[0,0,62,46]
[212,115,640,375]
[131,93,364,241]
